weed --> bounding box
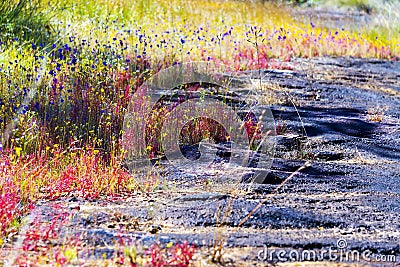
[276,116,288,135]
[145,241,196,267]
[0,0,55,44]
[367,106,387,122]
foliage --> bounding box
[0,0,55,44]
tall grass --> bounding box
[0,0,56,44]
[315,0,400,37]
[0,0,398,160]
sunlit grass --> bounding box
[0,0,399,252]
[0,146,137,237]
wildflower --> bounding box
[15,147,22,157]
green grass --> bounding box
[0,0,57,44]
[316,0,400,52]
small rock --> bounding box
[149,224,162,234]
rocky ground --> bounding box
[3,57,400,266]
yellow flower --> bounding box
[15,147,22,156]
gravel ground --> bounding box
[3,57,400,266]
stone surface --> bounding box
[6,57,400,266]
